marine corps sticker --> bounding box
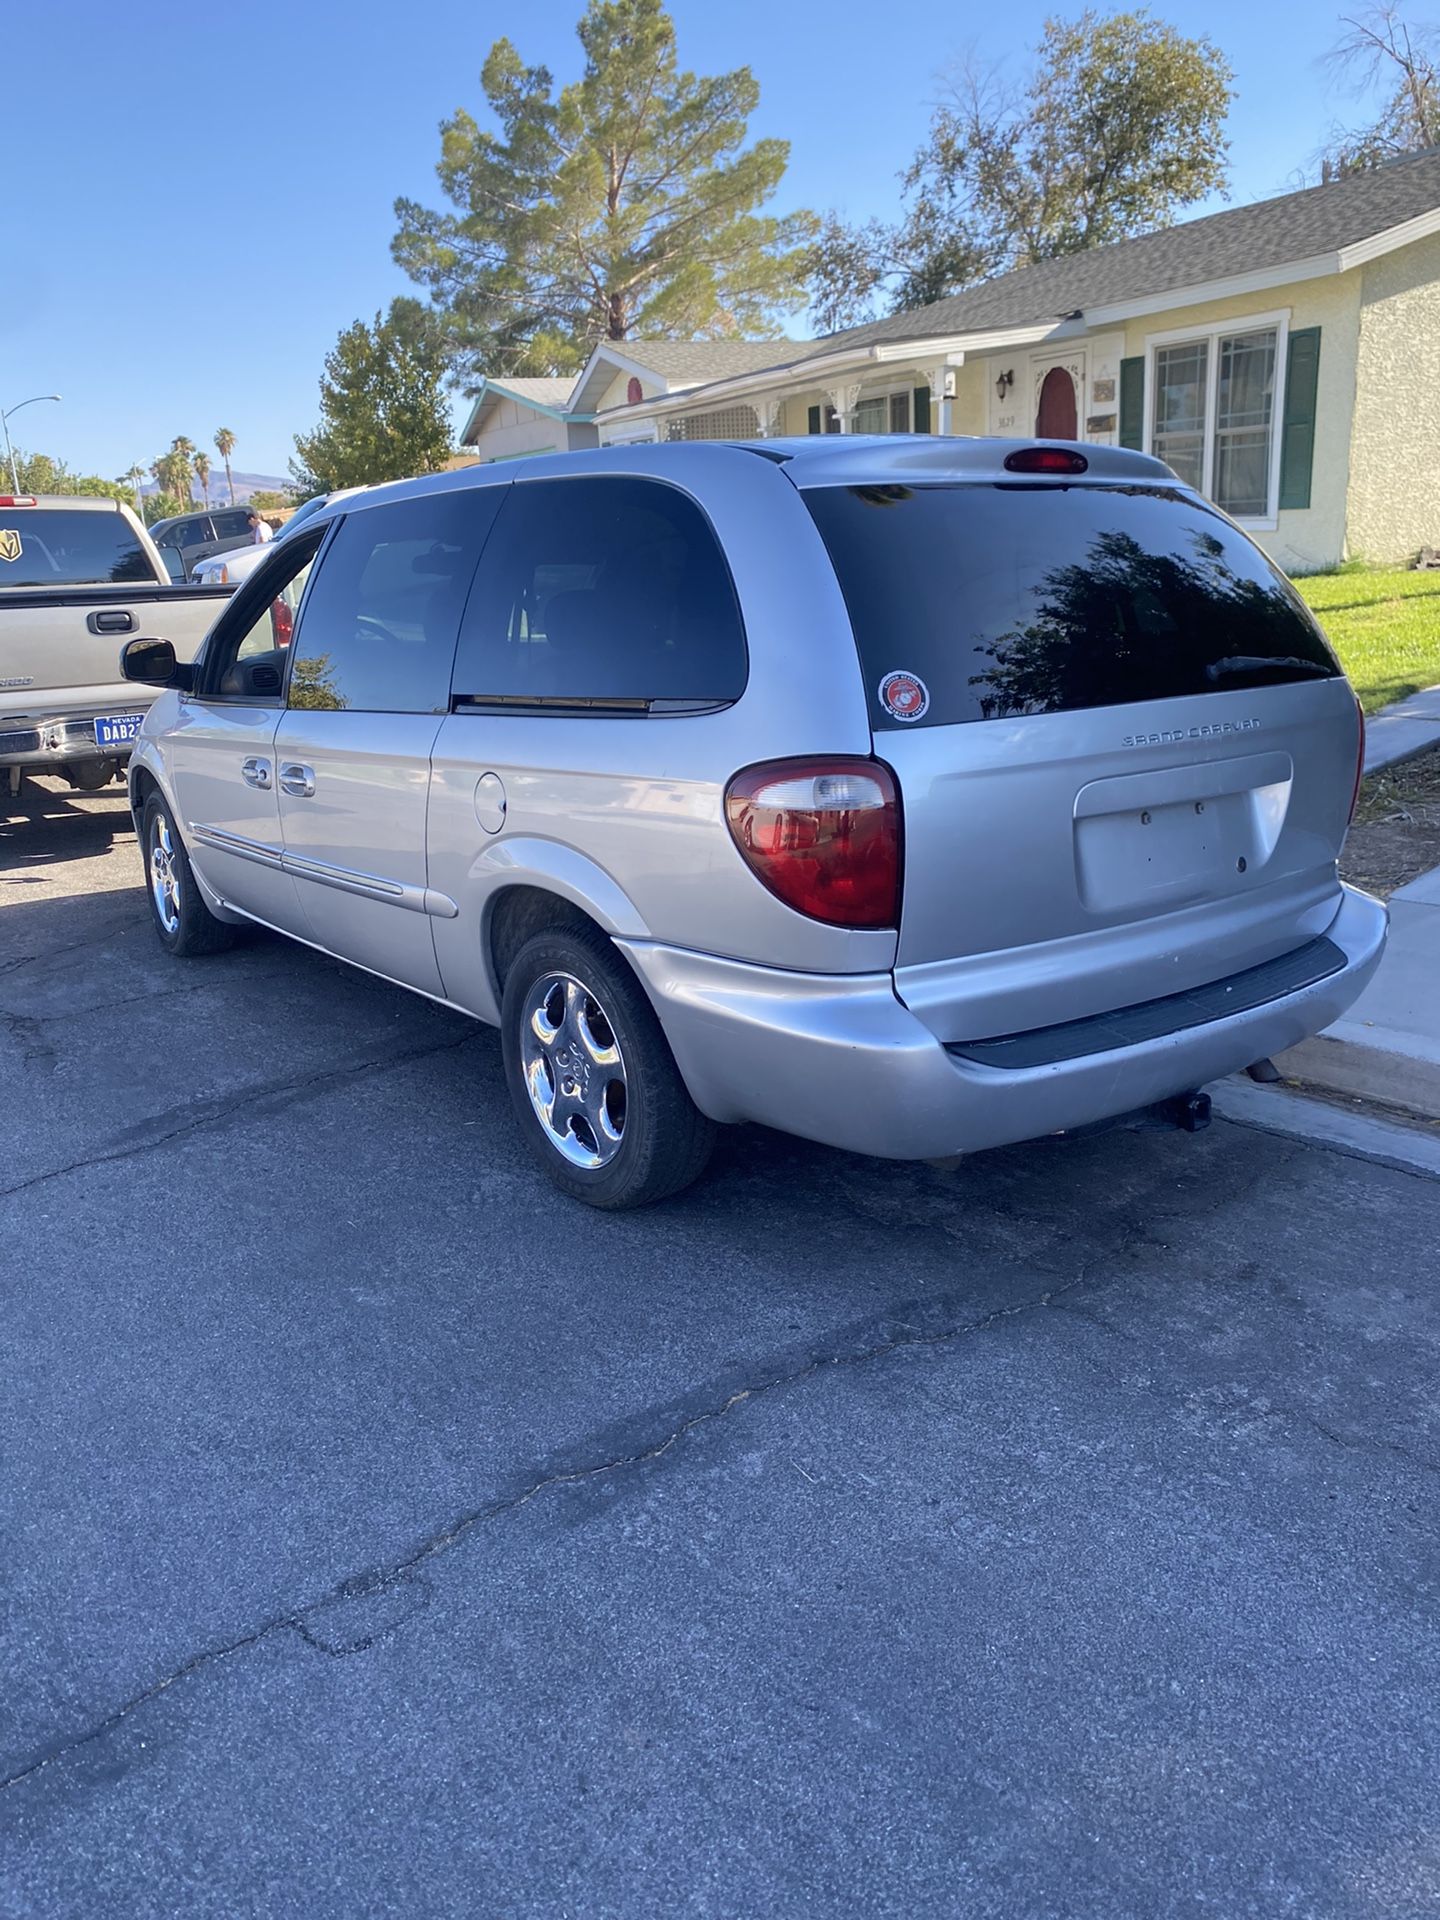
[878,669,929,723]
[0,530,21,564]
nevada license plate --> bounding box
[93,713,145,749]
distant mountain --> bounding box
[140,469,291,505]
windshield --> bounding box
[801,482,1342,729]
[0,508,153,588]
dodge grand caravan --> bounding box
[121,439,1387,1207]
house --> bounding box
[458,376,598,463]
[569,149,1440,573]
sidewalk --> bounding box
[1273,683,1440,1121]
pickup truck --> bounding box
[0,494,231,801]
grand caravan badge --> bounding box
[0,529,22,563]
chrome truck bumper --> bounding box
[619,885,1389,1161]
[0,712,138,781]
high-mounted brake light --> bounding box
[0,495,37,508]
[1348,694,1366,826]
[1003,447,1088,475]
[725,758,901,930]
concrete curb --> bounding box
[1212,1076,1440,1179]
[1363,683,1440,773]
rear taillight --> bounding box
[272,598,294,647]
[724,758,901,929]
[1349,694,1366,825]
[0,495,37,507]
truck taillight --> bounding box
[1349,694,1366,825]
[272,599,294,647]
[724,758,901,930]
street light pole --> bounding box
[1,394,62,493]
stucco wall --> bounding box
[1347,231,1440,563]
[1120,273,1363,575]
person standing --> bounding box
[246,510,274,546]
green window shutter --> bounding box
[912,385,932,434]
[1118,357,1144,450]
[1279,327,1321,512]
[807,404,821,435]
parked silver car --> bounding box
[121,439,1386,1206]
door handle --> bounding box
[241,756,272,790]
[278,762,315,798]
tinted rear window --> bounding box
[0,509,153,588]
[802,483,1341,730]
[451,476,746,708]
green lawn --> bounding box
[1296,565,1440,715]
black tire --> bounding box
[500,922,716,1209]
[141,793,236,957]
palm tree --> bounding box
[214,427,236,505]
[170,437,196,502]
[193,452,211,507]
[121,464,146,515]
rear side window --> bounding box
[802,483,1341,730]
[0,509,153,588]
[288,490,500,714]
[451,476,746,709]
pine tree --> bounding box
[392,0,812,378]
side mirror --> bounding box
[121,637,194,691]
[158,547,188,583]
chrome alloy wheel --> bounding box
[520,971,628,1170]
[149,812,182,936]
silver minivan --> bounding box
[122,439,1386,1206]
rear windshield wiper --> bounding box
[1205,655,1334,682]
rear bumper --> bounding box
[619,884,1388,1161]
[0,712,139,770]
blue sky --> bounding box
[4,0,1416,483]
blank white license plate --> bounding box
[94,713,145,748]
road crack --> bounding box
[0,1029,479,1200]
[0,1264,1099,1795]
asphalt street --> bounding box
[2,779,1439,1919]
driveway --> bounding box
[3,782,1438,1919]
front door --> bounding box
[167,534,323,929]
[273,487,500,994]
[1036,365,1078,439]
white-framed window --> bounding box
[852,389,913,434]
[1144,310,1289,525]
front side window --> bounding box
[451,477,747,709]
[287,490,499,714]
[1151,325,1279,519]
[200,533,325,701]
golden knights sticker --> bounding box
[0,529,22,564]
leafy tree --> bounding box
[291,304,454,493]
[7,449,130,502]
[142,491,191,526]
[392,0,812,379]
[811,10,1232,325]
[247,490,293,511]
[1321,3,1440,177]
[193,451,211,507]
[215,427,237,505]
